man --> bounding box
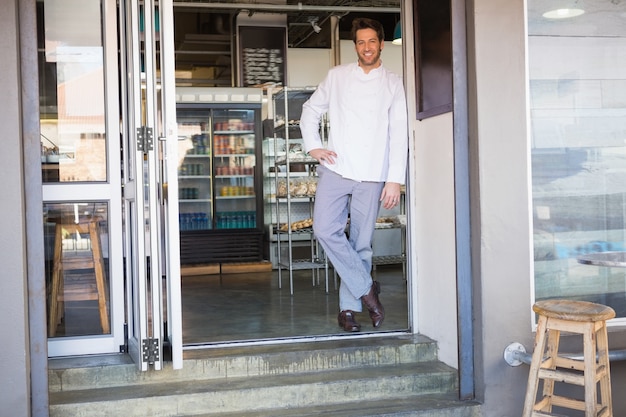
[300,17,408,332]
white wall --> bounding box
[286,48,332,87]
[412,112,459,367]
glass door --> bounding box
[176,109,214,232]
[213,108,260,231]
[39,0,125,356]
[119,0,182,370]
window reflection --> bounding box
[38,0,107,183]
[528,2,626,317]
[44,202,110,337]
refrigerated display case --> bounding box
[176,87,264,265]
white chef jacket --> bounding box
[300,61,408,184]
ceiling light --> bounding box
[308,17,321,34]
[543,7,585,19]
[392,21,402,45]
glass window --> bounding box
[38,0,107,182]
[44,202,110,337]
[529,2,626,318]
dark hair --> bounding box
[350,18,384,43]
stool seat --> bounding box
[533,299,616,322]
[523,299,614,417]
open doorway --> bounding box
[171,3,409,348]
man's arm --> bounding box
[300,76,331,154]
[386,81,409,184]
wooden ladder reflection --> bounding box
[48,219,109,337]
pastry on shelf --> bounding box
[280,218,313,232]
[276,180,288,197]
[375,216,398,228]
[306,178,318,195]
[292,179,309,196]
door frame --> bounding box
[44,0,125,357]
[119,0,182,370]
[159,0,184,369]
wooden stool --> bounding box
[48,219,109,337]
[522,299,615,417]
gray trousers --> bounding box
[313,165,384,312]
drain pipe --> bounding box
[503,342,626,366]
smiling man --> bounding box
[300,17,409,332]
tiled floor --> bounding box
[182,265,409,345]
[49,264,409,346]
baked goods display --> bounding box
[279,218,313,232]
[276,178,318,197]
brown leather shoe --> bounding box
[361,281,384,328]
[338,310,361,332]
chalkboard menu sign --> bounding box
[238,26,287,87]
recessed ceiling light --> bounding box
[543,8,585,19]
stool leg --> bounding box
[48,224,64,337]
[583,322,598,417]
[523,315,549,417]
[541,327,560,413]
[596,321,613,416]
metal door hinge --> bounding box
[142,338,160,364]
[137,126,154,152]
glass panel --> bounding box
[177,109,213,230]
[213,109,257,229]
[528,2,626,317]
[44,202,111,337]
[38,0,107,183]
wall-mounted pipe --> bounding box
[504,342,626,366]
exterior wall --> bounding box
[0,1,33,416]
[405,4,534,404]
[469,0,537,413]
[466,1,626,414]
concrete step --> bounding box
[49,335,481,417]
[50,362,466,416]
[193,396,482,417]
[49,334,438,392]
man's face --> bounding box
[354,28,383,70]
